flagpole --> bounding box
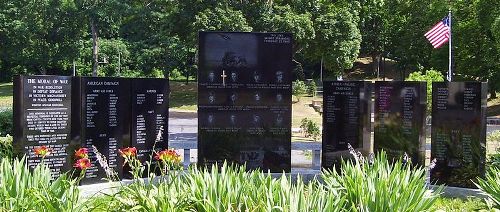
[448,10,452,82]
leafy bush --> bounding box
[475,167,500,209]
[307,80,317,97]
[323,151,442,211]
[0,135,13,159]
[292,80,307,96]
[0,108,13,136]
[406,69,444,110]
[300,118,320,141]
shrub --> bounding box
[0,135,12,159]
[307,80,317,97]
[323,151,442,211]
[0,108,13,136]
[406,69,444,110]
[292,80,307,96]
[300,118,320,141]
[475,167,500,209]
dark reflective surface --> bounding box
[374,81,427,166]
[198,32,292,172]
[431,82,487,188]
[131,79,169,172]
[13,75,76,179]
[78,77,130,184]
[322,81,371,169]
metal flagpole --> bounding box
[448,10,452,82]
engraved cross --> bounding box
[221,70,227,86]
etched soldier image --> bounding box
[208,114,215,125]
[208,71,215,83]
[253,71,261,83]
[276,93,283,102]
[230,114,236,125]
[254,92,261,102]
[230,92,237,104]
[276,114,284,126]
[230,72,237,83]
[253,114,261,125]
[208,92,215,104]
[276,71,284,83]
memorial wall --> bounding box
[198,32,292,172]
[14,76,169,183]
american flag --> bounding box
[424,16,450,48]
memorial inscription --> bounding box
[131,79,169,163]
[431,82,487,188]
[374,81,426,165]
[322,81,371,169]
[77,77,131,184]
[13,75,75,178]
[198,32,292,172]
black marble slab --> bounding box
[431,82,487,188]
[13,75,76,178]
[322,81,372,169]
[76,77,131,184]
[131,78,169,163]
[198,32,292,172]
[374,81,427,166]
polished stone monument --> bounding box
[131,78,169,163]
[75,77,131,183]
[374,81,427,165]
[13,75,76,178]
[431,82,487,188]
[198,32,292,172]
[322,81,372,169]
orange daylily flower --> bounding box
[73,158,91,170]
[119,147,137,158]
[34,146,51,158]
[75,148,89,159]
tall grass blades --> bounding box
[475,167,500,208]
[322,151,442,212]
[0,157,83,211]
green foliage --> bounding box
[406,69,445,110]
[0,135,13,159]
[475,167,500,209]
[323,151,442,211]
[0,108,13,136]
[194,7,252,33]
[431,197,488,211]
[307,80,317,97]
[300,118,320,141]
[0,157,84,211]
[292,80,307,96]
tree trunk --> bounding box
[372,54,380,78]
[91,18,99,77]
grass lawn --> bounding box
[169,81,197,111]
[0,82,13,108]
[430,197,490,211]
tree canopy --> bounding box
[0,0,499,92]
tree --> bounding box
[307,6,362,76]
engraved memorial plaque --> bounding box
[431,82,487,188]
[374,81,427,165]
[322,81,371,169]
[76,77,131,184]
[198,32,292,172]
[131,78,169,164]
[13,75,75,178]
